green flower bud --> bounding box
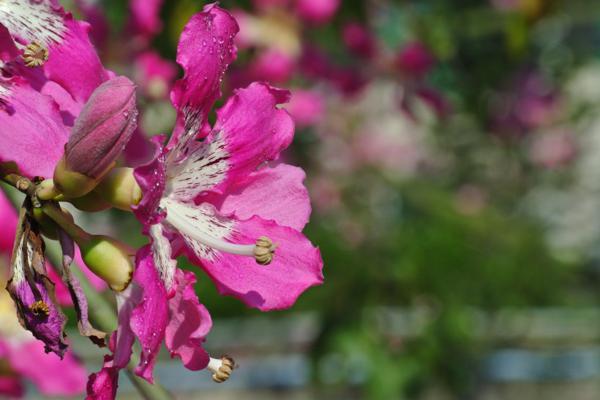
[94,168,142,211]
[77,235,134,292]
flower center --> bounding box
[164,204,276,265]
[22,41,49,68]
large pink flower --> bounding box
[133,4,323,312]
[87,4,324,390]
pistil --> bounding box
[165,204,276,265]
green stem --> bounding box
[41,202,92,244]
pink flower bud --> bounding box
[65,76,137,179]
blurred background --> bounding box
[9,0,600,398]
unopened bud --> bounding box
[77,235,134,292]
[54,76,138,198]
[94,168,142,211]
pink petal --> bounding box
[0,190,17,253]
[165,269,212,371]
[188,215,323,311]
[0,78,69,178]
[0,1,109,103]
[169,82,294,201]
[130,246,168,383]
[0,24,19,62]
[10,341,87,396]
[110,286,141,370]
[86,356,118,400]
[133,136,168,227]
[204,163,311,231]
[170,4,238,143]
[44,16,109,103]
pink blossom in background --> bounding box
[128,0,164,44]
[248,48,296,84]
[396,41,435,80]
[529,129,577,169]
[75,0,110,49]
[252,0,290,11]
[287,89,325,128]
[343,22,377,60]
[491,72,560,136]
[133,51,178,100]
[295,0,340,24]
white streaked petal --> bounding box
[0,0,66,46]
[149,224,177,291]
[9,230,26,284]
[166,129,230,201]
[161,198,237,261]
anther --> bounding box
[253,236,276,265]
[208,356,235,383]
[30,300,50,317]
[23,41,49,68]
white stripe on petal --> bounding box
[0,0,66,46]
[149,224,177,290]
[9,231,26,284]
[161,198,240,261]
[166,129,230,202]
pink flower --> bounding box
[88,4,323,393]
[133,3,323,312]
[0,0,110,178]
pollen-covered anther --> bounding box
[29,300,50,317]
[22,41,49,68]
[253,236,277,265]
[208,356,235,383]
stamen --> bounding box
[165,205,277,264]
[29,300,49,317]
[22,41,49,68]
[207,356,235,383]
[254,236,276,265]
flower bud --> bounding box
[94,168,142,211]
[54,76,138,198]
[77,235,134,292]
